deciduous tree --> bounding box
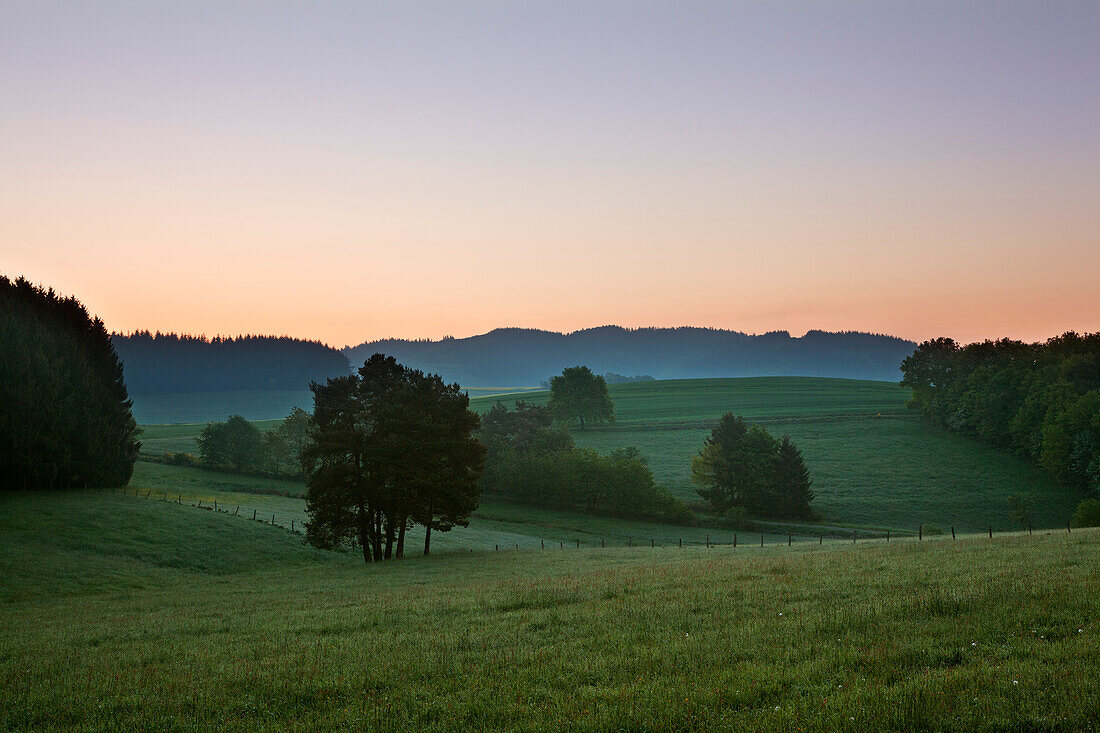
[547,366,614,430]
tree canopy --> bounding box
[900,332,1100,494]
[692,414,815,520]
[303,354,485,561]
[0,275,139,491]
[546,365,614,429]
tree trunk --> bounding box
[579,416,585,430]
[384,522,395,559]
[357,502,372,564]
[424,499,434,555]
[396,522,406,559]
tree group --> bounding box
[901,332,1100,494]
[304,354,485,561]
[195,408,310,478]
[692,414,815,520]
[479,400,691,523]
[1,276,139,491]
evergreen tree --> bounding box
[0,275,139,491]
[773,435,815,519]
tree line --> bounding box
[900,332,1100,495]
[1,276,138,491]
[111,331,350,394]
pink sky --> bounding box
[3,2,1098,347]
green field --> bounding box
[139,377,1078,533]
[2,490,1096,731]
[468,377,1076,532]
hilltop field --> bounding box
[137,377,1077,535]
[1,490,1096,731]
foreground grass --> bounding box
[2,492,1097,731]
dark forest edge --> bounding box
[900,332,1100,501]
[1,276,138,490]
[111,331,350,394]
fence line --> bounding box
[114,487,1076,554]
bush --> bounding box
[1071,499,1100,528]
[923,524,945,536]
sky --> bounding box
[2,1,1098,347]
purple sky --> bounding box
[3,1,1098,345]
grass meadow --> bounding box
[138,377,1075,534]
[2,490,1096,731]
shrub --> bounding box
[1071,499,1100,528]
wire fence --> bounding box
[114,487,1078,554]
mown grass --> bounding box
[470,377,1074,532]
[136,377,1077,533]
[1,491,1096,731]
[127,462,802,552]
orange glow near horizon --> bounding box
[2,3,1098,348]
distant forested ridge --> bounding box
[112,332,351,394]
[345,327,916,386]
[901,332,1100,493]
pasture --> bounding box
[2,490,1096,731]
[137,377,1077,533]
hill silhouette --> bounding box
[345,327,916,387]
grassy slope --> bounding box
[2,491,1096,731]
[126,462,800,551]
[136,377,1076,533]
[471,378,1074,532]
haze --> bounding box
[2,1,1098,346]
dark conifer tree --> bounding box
[0,275,139,490]
[773,435,815,519]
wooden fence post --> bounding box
[760,532,764,547]
[951,526,955,540]
[706,533,709,548]
[214,500,217,512]
[576,539,580,549]
[651,538,654,548]
[918,524,922,541]
[886,530,890,543]
[678,537,682,548]
[541,539,544,549]
[560,541,563,549]
[819,534,822,545]
[272,514,275,525]
[198,500,202,508]
[852,530,856,544]
[788,533,792,547]
[734,534,737,548]
[1068,520,1072,533]
[253,509,257,520]
[234,506,239,515]
[988,525,992,538]
[291,521,295,532]
[602,538,605,548]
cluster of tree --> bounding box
[541,372,653,387]
[347,326,916,386]
[479,400,692,523]
[692,414,815,520]
[900,333,1100,494]
[304,355,486,561]
[601,373,655,384]
[195,408,310,478]
[547,366,615,429]
[1,276,139,491]
[111,332,350,394]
